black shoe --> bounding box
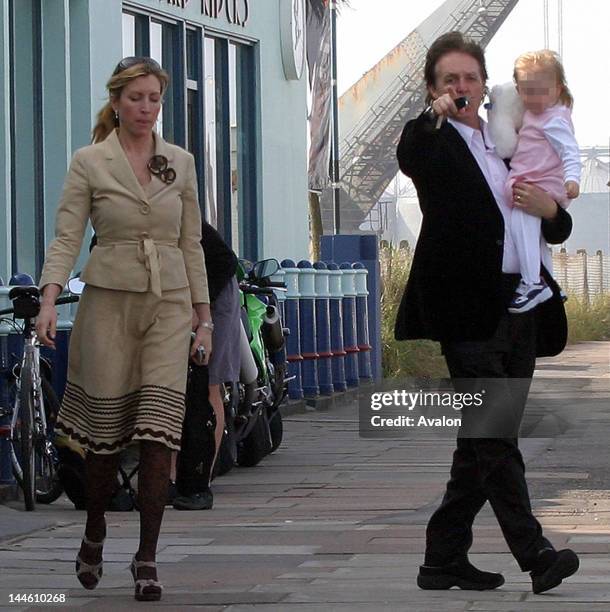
[530,548,579,594]
[172,488,214,511]
[166,480,177,506]
[417,559,504,590]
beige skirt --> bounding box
[55,285,192,453]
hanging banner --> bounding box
[306,0,327,87]
[307,2,332,191]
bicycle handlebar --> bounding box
[56,295,80,306]
[0,293,80,316]
[241,285,285,297]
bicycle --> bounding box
[0,285,79,511]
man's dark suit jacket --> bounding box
[393,111,572,358]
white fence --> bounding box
[552,250,610,300]
[385,243,610,302]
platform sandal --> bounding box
[130,555,163,602]
[75,535,105,589]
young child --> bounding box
[505,50,580,313]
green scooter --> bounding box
[217,259,289,470]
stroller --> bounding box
[55,435,138,511]
[56,361,216,511]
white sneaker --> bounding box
[508,280,553,314]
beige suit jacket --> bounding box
[39,130,209,304]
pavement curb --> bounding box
[306,383,375,410]
[282,382,376,415]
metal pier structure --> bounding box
[321,0,519,233]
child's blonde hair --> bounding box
[513,49,573,108]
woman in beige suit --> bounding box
[36,57,211,602]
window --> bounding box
[204,37,257,258]
[9,0,44,277]
[230,42,258,258]
[121,12,182,143]
[186,29,204,198]
[229,44,240,254]
[149,21,165,136]
[235,45,260,261]
[204,36,219,229]
[121,9,259,258]
[122,13,135,56]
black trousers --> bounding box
[424,307,552,572]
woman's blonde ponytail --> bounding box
[91,101,117,144]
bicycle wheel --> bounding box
[14,361,36,510]
[35,379,63,504]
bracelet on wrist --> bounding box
[198,320,214,332]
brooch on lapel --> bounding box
[147,155,176,184]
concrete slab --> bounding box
[0,341,608,610]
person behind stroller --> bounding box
[173,221,241,510]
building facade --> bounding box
[0,0,309,284]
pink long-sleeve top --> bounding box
[507,104,580,208]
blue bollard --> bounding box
[0,320,27,485]
[0,439,12,484]
[1,288,25,484]
[321,235,382,381]
[353,263,373,382]
[327,263,347,392]
[313,262,333,395]
[297,260,319,398]
[281,260,304,400]
[0,327,13,484]
[340,263,360,388]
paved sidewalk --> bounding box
[0,342,608,611]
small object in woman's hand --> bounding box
[436,96,469,129]
[194,345,206,366]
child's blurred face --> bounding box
[515,69,561,114]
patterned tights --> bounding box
[81,441,171,568]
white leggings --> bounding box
[511,207,542,286]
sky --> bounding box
[336,0,610,148]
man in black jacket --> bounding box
[395,32,578,595]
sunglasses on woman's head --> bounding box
[112,56,162,76]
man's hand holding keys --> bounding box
[432,86,469,129]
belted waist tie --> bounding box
[96,238,179,297]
